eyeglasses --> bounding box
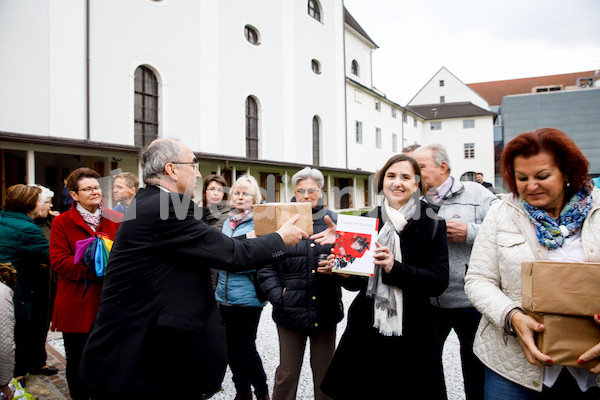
[296,188,318,195]
[207,187,224,193]
[232,192,253,198]
[78,186,101,193]
[171,160,200,173]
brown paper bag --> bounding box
[525,311,600,368]
[522,261,600,317]
[253,203,313,236]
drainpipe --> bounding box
[86,0,91,141]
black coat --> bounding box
[257,206,342,333]
[80,186,289,398]
[321,201,450,399]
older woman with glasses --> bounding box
[215,174,271,400]
[50,167,122,400]
[258,167,342,400]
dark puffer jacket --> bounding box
[257,206,342,333]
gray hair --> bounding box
[140,138,183,184]
[291,167,324,189]
[414,143,451,172]
[230,174,262,206]
[31,184,54,203]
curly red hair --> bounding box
[501,128,590,197]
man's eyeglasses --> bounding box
[171,160,200,173]
[296,188,318,195]
[78,186,101,193]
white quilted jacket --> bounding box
[465,188,600,391]
[0,282,15,386]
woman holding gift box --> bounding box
[215,174,271,400]
[257,167,341,400]
[465,127,600,399]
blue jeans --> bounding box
[484,367,538,400]
[484,367,600,400]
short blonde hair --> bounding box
[229,174,262,207]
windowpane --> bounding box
[430,121,441,130]
[134,66,159,147]
[313,116,320,165]
[355,121,362,144]
[245,25,259,45]
[375,128,381,148]
[246,97,259,159]
[463,119,475,129]
[464,143,475,159]
[308,0,321,21]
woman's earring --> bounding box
[566,182,571,187]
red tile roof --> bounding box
[467,70,598,106]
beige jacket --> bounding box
[465,188,600,391]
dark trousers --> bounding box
[219,305,268,398]
[433,306,485,400]
[63,332,92,400]
[273,324,335,400]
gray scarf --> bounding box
[366,195,418,336]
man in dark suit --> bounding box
[80,138,311,399]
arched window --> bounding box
[246,96,259,159]
[245,25,260,45]
[311,59,321,75]
[312,116,321,165]
[134,66,159,147]
[351,60,359,76]
[308,0,321,22]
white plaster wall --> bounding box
[409,67,490,110]
[49,0,86,140]
[421,116,495,180]
[344,28,374,88]
[346,84,404,172]
[0,1,50,135]
[88,0,203,147]
[215,0,345,168]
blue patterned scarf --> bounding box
[521,185,592,250]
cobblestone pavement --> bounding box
[34,289,465,400]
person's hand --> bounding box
[578,314,600,372]
[512,311,553,367]
[1,384,13,400]
[373,242,394,274]
[49,210,60,217]
[446,220,468,243]
[276,214,309,247]
[310,215,337,245]
[317,252,334,274]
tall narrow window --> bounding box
[392,133,398,152]
[246,96,259,159]
[308,0,321,22]
[312,116,320,165]
[375,128,382,148]
[440,96,445,103]
[355,121,362,144]
[134,66,159,147]
[351,60,359,76]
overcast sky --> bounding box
[343,0,600,105]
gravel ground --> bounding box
[49,289,466,399]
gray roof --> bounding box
[344,7,378,48]
[405,102,496,120]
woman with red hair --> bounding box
[465,128,600,398]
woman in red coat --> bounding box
[50,168,122,400]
